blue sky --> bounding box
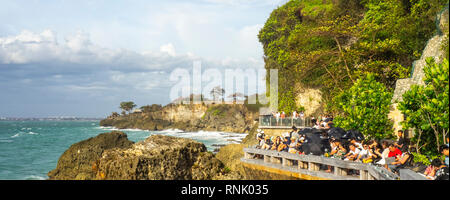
[0,0,286,118]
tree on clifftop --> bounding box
[120,101,137,115]
[210,86,225,102]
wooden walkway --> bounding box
[241,147,427,180]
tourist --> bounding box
[350,138,363,150]
[299,111,304,119]
[375,141,391,165]
[344,144,360,161]
[261,135,273,150]
[293,110,297,120]
[385,149,412,173]
[290,126,298,138]
[271,136,282,151]
[256,129,265,148]
[440,145,449,166]
[311,117,317,128]
[275,112,281,125]
[395,130,408,153]
[288,137,298,154]
[388,143,402,158]
[356,142,373,163]
[424,159,445,180]
[369,140,382,163]
[313,120,321,129]
[435,164,449,180]
[384,143,402,166]
[278,136,290,152]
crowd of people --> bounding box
[255,115,449,180]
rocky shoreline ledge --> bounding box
[48,131,246,180]
[48,103,262,180]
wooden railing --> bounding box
[241,147,426,180]
[259,116,312,128]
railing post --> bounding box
[282,158,287,166]
[264,155,270,163]
[244,152,250,159]
[308,162,318,171]
[335,167,347,176]
[298,161,304,169]
[360,170,368,180]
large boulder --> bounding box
[93,135,226,180]
[48,131,134,180]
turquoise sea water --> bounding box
[0,120,247,180]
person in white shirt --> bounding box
[344,144,360,161]
[356,143,372,162]
[275,112,281,125]
[292,111,297,120]
[351,139,364,150]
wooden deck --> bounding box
[242,147,427,180]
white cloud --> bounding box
[160,43,176,56]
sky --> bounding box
[0,0,287,118]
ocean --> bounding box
[0,120,247,180]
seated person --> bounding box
[255,130,265,148]
[387,143,402,163]
[350,139,363,150]
[424,159,447,180]
[277,136,290,152]
[271,136,282,151]
[356,142,373,163]
[330,140,347,159]
[344,144,360,161]
[261,136,273,150]
[385,150,412,173]
[375,141,391,165]
[288,137,298,154]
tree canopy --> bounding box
[258,0,448,114]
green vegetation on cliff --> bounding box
[398,58,449,155]
[259,0,449,114]
[334,73,394,140]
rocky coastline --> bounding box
[48,131,244,180]
[48,103,261,180]
[100,104,258,133]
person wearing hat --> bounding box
[256,129,265,148]
[261,135,272,150]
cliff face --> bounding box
[389,6,449,133]
[100,104,257,133]
[48,132,235,180]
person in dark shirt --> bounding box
[396,130,408,152]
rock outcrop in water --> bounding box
[48,131,134,180]
[48,132,235,180]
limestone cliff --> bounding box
[100,103,258,133]
[389,6,449,133]
[48,132,236,180]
